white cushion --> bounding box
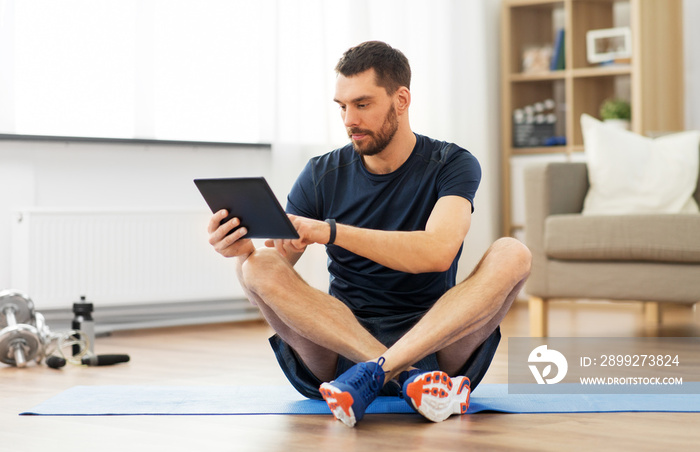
[581,114,700,215]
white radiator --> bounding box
[11,209,245,310]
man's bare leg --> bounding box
[381,237,532,381]
[238,247,389,382]
[357,238,530,422]
[436,277,525,375]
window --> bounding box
[2,0,275,143]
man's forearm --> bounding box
[320,196,471,274]
[333,224,460,274]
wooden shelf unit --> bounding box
[500,0,685,237]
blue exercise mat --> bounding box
[21,384,700,416]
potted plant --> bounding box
[599,98,631,130]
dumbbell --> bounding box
[0,290,42,368]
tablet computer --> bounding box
[194,177,299,239]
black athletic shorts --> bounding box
[269,310,501,400]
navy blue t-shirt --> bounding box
[286,133,481,318]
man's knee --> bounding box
[495,237,531,265]
[240,248,294,296]
[487,237,532,280]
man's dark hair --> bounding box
[335,41,411,94]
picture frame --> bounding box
[586,27,632,64]
[522,45,553,73]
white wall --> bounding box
[0,140,272,289]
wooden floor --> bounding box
[2,300,699,452]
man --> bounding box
[208,41,531,427]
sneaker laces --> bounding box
[346,357,386,403]
[369,357,386,391]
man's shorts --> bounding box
[269,310,501,400]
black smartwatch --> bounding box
[324,219,336,245]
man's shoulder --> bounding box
[415,134,476,165]
[307,143,360,178]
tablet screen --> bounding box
[194,177,299,239]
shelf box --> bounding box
[571,74,630,146]
[509,1,565,74]
[570,0,616,69]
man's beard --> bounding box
[348,105,399,157]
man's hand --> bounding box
[264,214,329,260]
[207,209,256,259]
[290,214,332,246]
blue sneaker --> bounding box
[319,357,386,427]
[397,368,424,387]
[402,370,471,422]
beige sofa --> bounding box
[523,158,700,337]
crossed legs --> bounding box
[238,237,531,384]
